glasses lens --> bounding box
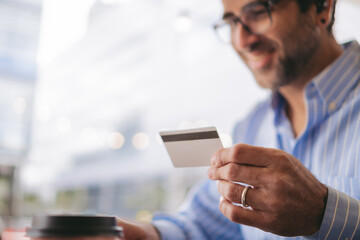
[214,21,232,43]
[213,3,272,43]
[241,4,271,34]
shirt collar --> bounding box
[306,40,360,113]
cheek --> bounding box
[264,16,302,52]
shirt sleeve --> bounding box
[306,186,360,240]
[151,179,243,240]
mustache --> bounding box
[238,38,277,54]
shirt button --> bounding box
[329,102,336,111]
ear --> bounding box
[316,0,333,28]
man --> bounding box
[117,0,360,239]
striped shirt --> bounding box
[152,40,360,240]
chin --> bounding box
[254,79,272,89]
[253,72,278,90]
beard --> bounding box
[274,16,319,88]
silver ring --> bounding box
[241,186,252,207]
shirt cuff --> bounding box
[306,186,360,239]
[152,220,187,240]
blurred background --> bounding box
[0,0,359,233]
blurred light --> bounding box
[36,104,51,122]
[81,127,99,143]
[107,132,125,149]
[220,133,233,148]
[2,134,24,149]
[193,120,209,128]
[177,121,193,129]
[56,116,72,133]
[156,134,163,145]
[174,15,192,33]
[13,97,27,114]
[38,0,95,66]
[101,0,131,4]
[132,132,150,150]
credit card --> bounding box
[159,126,223,167]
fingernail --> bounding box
[219,196,224,202]
[207,168,213,179]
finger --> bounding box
[211,144,275,167]
[116,217,138,232]
[217,180,264,210]
[208,162,265,185]
[116,218,146,239]
[219,197,268,231]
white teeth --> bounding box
[253,55,263,61]
[249,55,263,62]
[247,51,273,69]
[248,51,271,62]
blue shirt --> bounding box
[152,41,360,240]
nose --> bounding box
[231,21,259,51]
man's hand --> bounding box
[207,144,328,236]
[116,218,160,240]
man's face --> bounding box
[222,0,320,89]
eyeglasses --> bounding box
[213,0,281,43]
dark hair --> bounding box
[296,0,337,33]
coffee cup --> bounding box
[26,215,124,240]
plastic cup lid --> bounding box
[26,215,123,238]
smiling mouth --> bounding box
[247,49,275,70]
[239,38,277,71]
